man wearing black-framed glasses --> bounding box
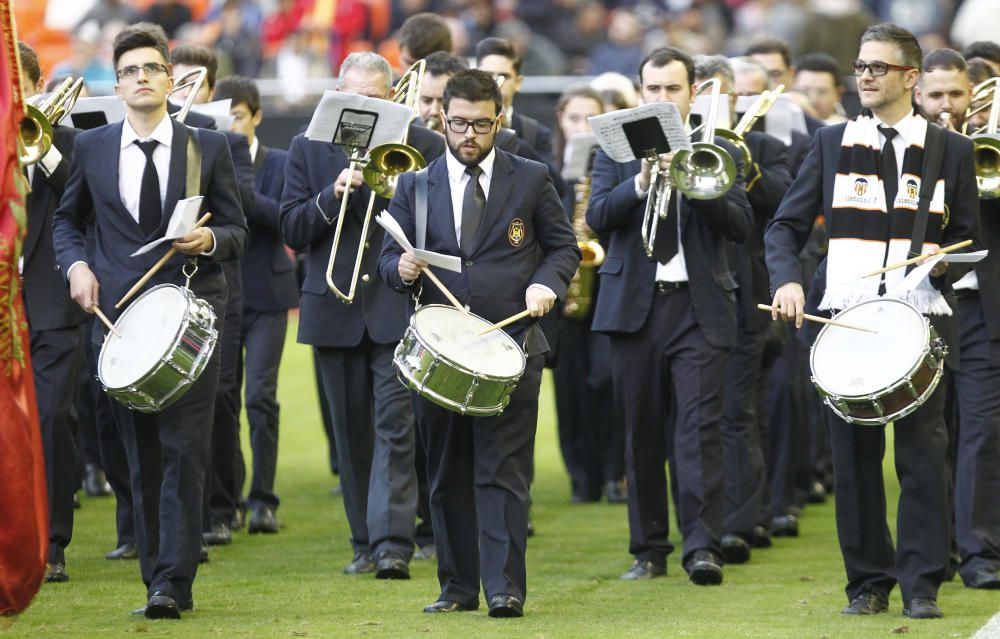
[766,23,980,620]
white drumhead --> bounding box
[99,285,188,389]
[413,305,525,377]
[811,298,928,397]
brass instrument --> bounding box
[964,77,1000,199]
[715,84,785,169]
[564,168,605,319]
[325,59,428,303]
[641,78,737,257]
[169,66,208,124]
[19,76,84,165]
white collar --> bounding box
[445,145,497,183]
[873,110,924,146]
[121,112,173,149]
[249,136,259,162]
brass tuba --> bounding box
[325,59,428,303]
[19,76,84,165]
[563,153,605,319]
[964,77,1000,199]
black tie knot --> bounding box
[135,139,159,159]
[465,164,482,179]
[880,127,898,142]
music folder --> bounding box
[304,91,411,151]
[588,102,692,163]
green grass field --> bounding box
[5,319,999,638]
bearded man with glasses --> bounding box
[765,23,980,620]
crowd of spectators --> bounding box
[17,0,1000,103]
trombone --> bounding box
[325,59,428,303]
[169,66,208,124]
[715,84,785,170]
[19,76,85,165]
[641,78,737,257]
[963,77,1000,199]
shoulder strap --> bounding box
[185,125,202,198]
[415,166,429,250]
[906,122,945,273]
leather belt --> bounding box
[656,281,688,294]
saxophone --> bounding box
[563,173,605,319]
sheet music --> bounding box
[941,250,988,263]
[305,91,412,150]
[130,196,204,257]
[562,132,598,181]
[588,103,693,163]
[66,96,126,129]
[691,93,731,133]
[188,99,235,131]
[376,211,463,273]
[735,94,807,145]
[887,254,944,295]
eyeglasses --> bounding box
[852,60,916,77]
[116,62,169,80]
[445,116,499,134]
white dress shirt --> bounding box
[249,136,259,164]
[119,113,173,223]
[634,174,689,282]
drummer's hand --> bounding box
[398,252,428,284]
[334,167,365,199]
[173,227,215,255]
[918,245,949,277]
[68,264,100,313]
[526,286,556,317]
[771,282,805,328]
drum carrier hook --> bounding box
[182,258,199,290]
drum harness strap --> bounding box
[182,125,203,289]
[906,123,945,275]
[412,166,430,310]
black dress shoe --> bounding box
[751,525,772,548]
[841,591,889,615]
[721,534,751,564]
[73,493,81,509]
[199,545,209,564]
[423,599,477,613]
[604,479,628,503]
[248,506,279,534]
[343,552,374,574]
[83,464,112,497]
[144,592,181,620]
[202,522,232,546]
[903,598,943,619]
[807,481,827,504]
[413,544,436,561]
[965,568,1000,589]
[619,559,666,580]
[106,542,138,560]
[770,514,799,537]
[527,520,535,537]
[488,594,524,618]
[44,563,69,583]
[684,550,723,586]
[133,599,193,616]
[375,554,410,579]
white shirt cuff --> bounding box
[634,174,649,199]
[66,260,88,281]
[528,283,556,298]
[200,228,218,257]
[39,145,63,177]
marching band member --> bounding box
[51,23,247,618]
[766,24,979,619]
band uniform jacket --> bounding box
[51,118,248,335]
[585,137,754,349]
[279,123,445,348]
[22,125,89,331]
[244,144,297,312]
[377,148,581,350]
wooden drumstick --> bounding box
[477,309,531,336]
[92,305,121,338]
[757,304,878,334]
[862,239,973,278]
[115,212,213,309]
[419,265,469,316]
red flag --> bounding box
[0,0,48,618]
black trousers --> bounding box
[30,325,83,566]
[111,337,219,606]
[766,325,810,517]
[415,356,544,606]
[238,309,288,510]
[609,287,728,565]
[829,384,950,603]
[720,324,768,539]
[948,295,1000,582]
[314,347,338,476]
[315,337,417,559]
[553,316,623,501]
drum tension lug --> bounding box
[903,376,919,400]
[867,395,884,418]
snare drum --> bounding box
[810,298,947,426]
[98,284,218,413]
[393,304,526,416]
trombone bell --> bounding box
[362,143,426,198]
[974,134,1000,199]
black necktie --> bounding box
[651,189,678,264]
[136,140,162,236]
[461,164,485,252]
[880,127,898,212]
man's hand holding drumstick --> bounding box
[770,281,806,328]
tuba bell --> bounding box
[19,77,85,165]
[964,77,1000,199]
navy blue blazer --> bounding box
[585,138,754,349]
[243,144,297,312]
[377,148,581,349]
[51,117,248,332]
[764,121,980,297]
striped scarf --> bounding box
[823,112,951,315]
